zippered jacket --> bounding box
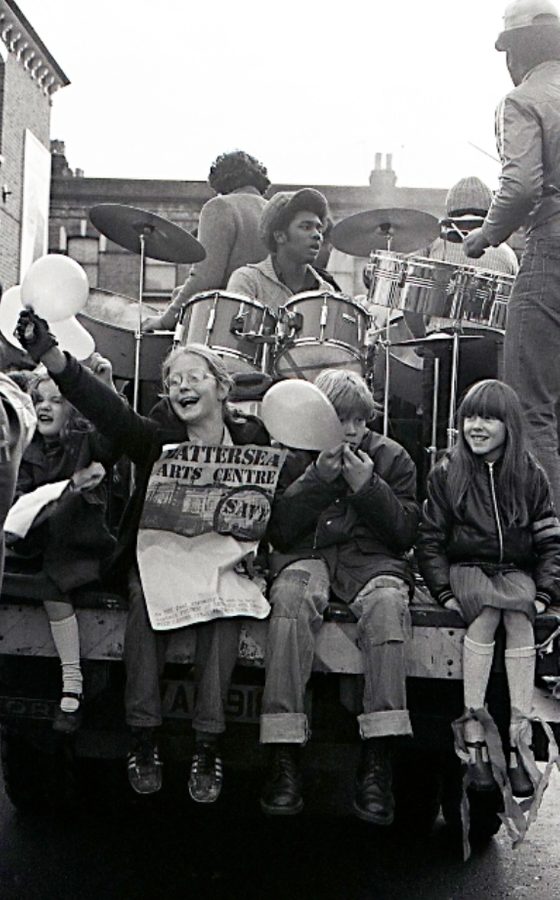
[267,429,419,601]
[417,453,560,606]
[482,61,560,246]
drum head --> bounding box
[77,288,171,381]
[275,342,363,381]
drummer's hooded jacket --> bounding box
[52,354,269,592]
[227,255,335,312]
[267,428,419,602]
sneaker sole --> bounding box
[260,797,304,816]
[352,801,394,826]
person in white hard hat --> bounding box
[464,0,560,512]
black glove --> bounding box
[15,309,58,363]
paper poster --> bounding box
[5,479,70,539]
[137,443,285,630]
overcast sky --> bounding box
[19,0,513,191]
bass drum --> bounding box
[77,288,173,383]
[274,291,369,381]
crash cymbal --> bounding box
[391,333,484,348]
[89,204,206,264]
[331,208,440,257]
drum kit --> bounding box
[83,201,515,464]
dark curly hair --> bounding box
[208,150,270,196]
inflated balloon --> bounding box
[51,317,95,361]
[261,380,344,451]
[0,285,25,350]
[21,255,89,322]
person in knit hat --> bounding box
[227,188,335,310]
[428,175,518,274]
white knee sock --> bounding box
[463,636,495,743]
[505,645,536,741]
[49,614,82,712]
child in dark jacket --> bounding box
[417,379,560,798]
[8,372,116,734]
[259,368,419,825]
[15,310,270,805]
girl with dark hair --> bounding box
[8,373,116,734]
[417,379,560,798]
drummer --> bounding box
[227,188,336,310]
[142,150,270,333]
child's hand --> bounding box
[71,461,105,492]
[86,353,115,389]
[342,445,374,493]
[443,596,462,614]
[315,444,344,482]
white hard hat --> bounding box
[496,0,560,49]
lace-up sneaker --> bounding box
[127,728,163,795]
[188,743,223,803]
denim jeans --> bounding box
[124,567,241,735]
[260,560,413,744]
[504,229,560,512]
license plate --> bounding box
[161,680,263,724]
[0,696,58,719]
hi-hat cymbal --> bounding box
[331,208,440,257]
[89,204,206,264]
[391,333,484,348]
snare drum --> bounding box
[177,291,276,374]
[274,291,369,380]
[490,272,515,329]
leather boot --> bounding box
[465,741,498,792]
[260,745,303,816]
[353,738,395,825]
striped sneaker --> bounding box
[127,728,163,795]
[188,743,223,803]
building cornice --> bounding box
[0,0,69,96]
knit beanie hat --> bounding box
[260,189,328,251]
[446,177,493,217]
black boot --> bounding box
[508,747,534,798]
[353,738,395,825]
[260,745,303,816]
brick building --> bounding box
[49,149,449,306]
[0,0,68,291]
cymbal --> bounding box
[89,204,206,264]
[391,333,484,348]
[331,208,440,257]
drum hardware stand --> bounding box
[133,228,152,414]
[427,355,440,469]
[446,322,462,450]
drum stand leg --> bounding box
[382,309,391,437]
[428,356,440,469]
[446,326,461,450]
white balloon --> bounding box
[21,255,89,322]
[0,286,25,349]
[51,317,95,360]
[261,380,344,451]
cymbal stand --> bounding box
[427,355,440,469]
[133,229,150,414]
[379,229,394,437]
[446,322,461,450]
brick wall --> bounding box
[0,50,51,291]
